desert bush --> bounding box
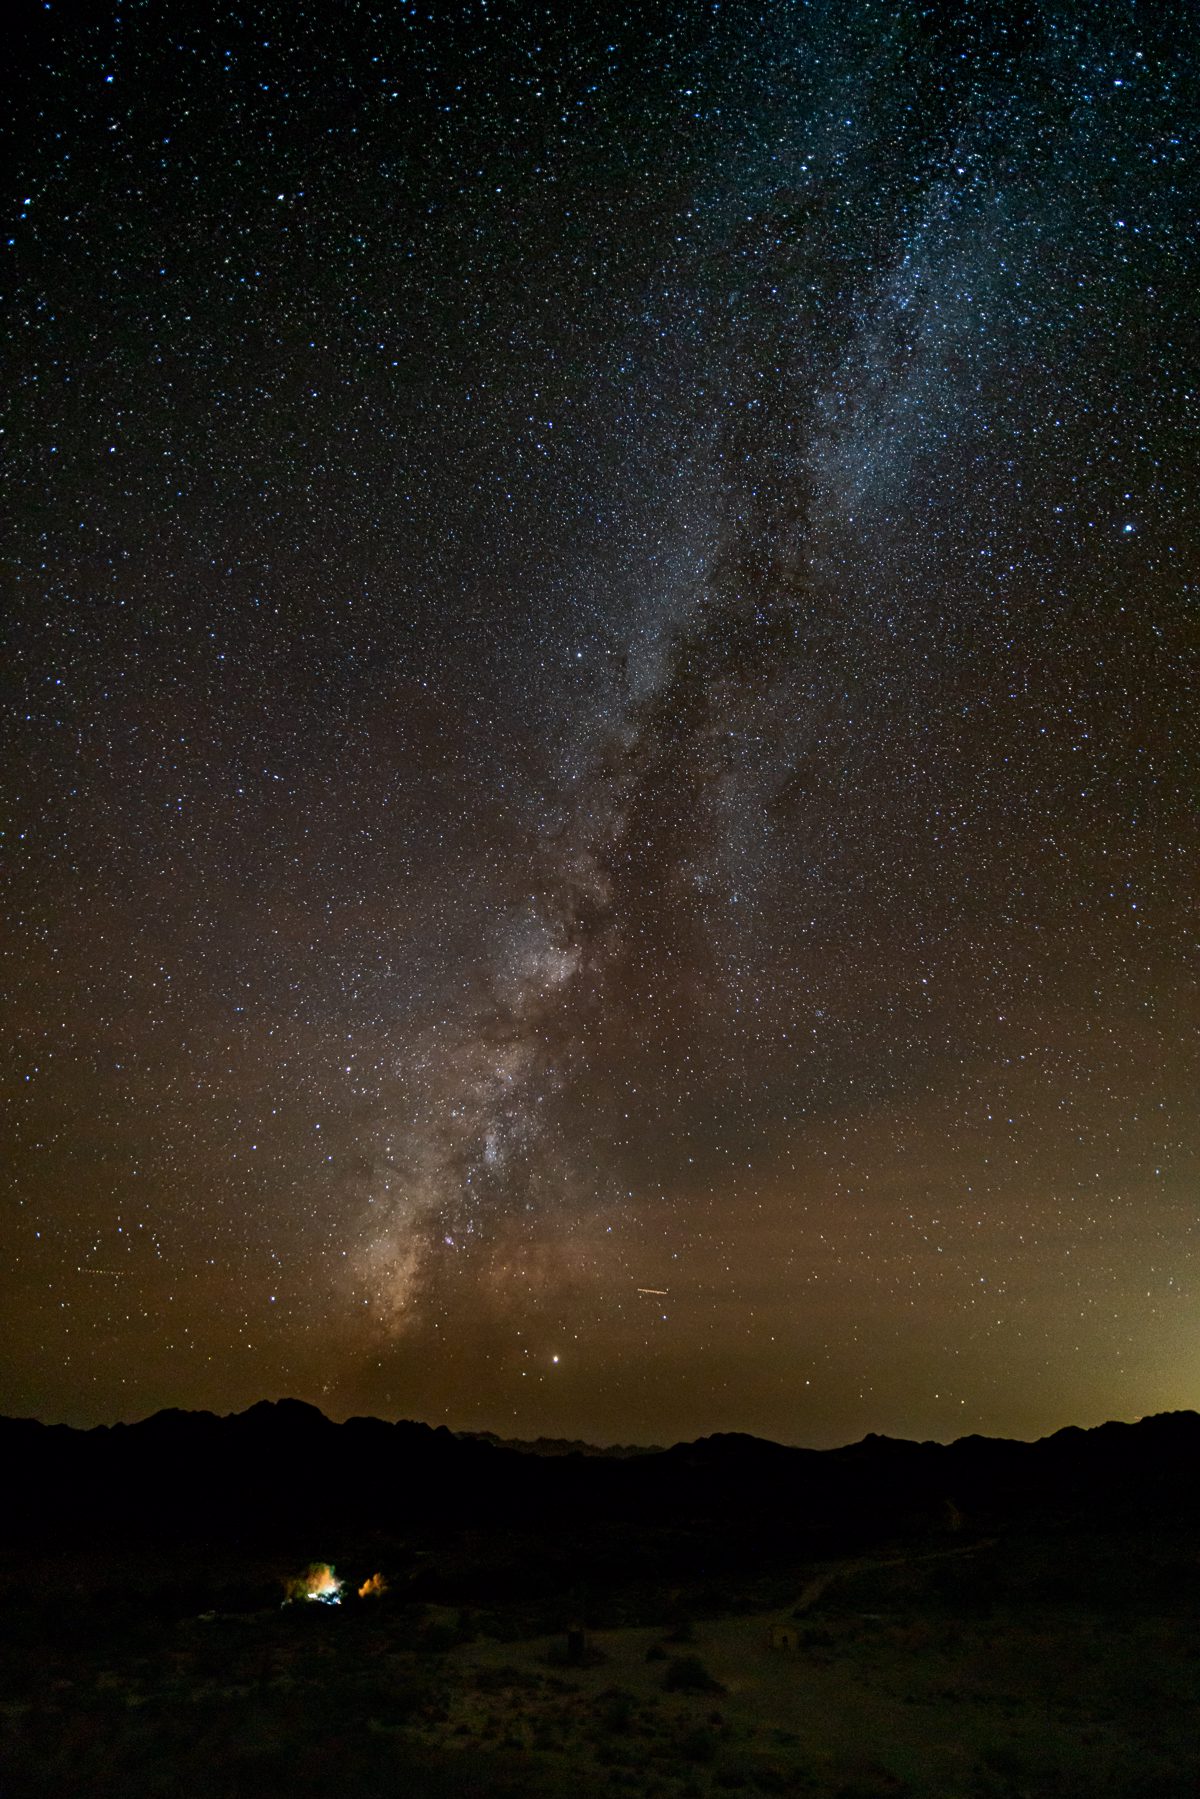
[835,1779,911,1799]
[596,1686,636,1733]
[662,1655,724,1695]
[473,1663,538,1693]
[545,1637,608,1668]
[677,1726,718,1763]
[974,1744,1028,1788]
[477,1610,521,1641]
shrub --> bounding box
[596,1687,636,1734]
[662,1655,724,1695]
[473,1664,537,1693]
[678,1726,717,1764]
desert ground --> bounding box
[1,1524,1195,1797]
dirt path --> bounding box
[793,1536,997,1614]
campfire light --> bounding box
[283,1562,344,1605]
[358,1572,387,1599]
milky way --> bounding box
[3,1,1196,1444]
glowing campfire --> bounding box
[358,1572,387,1599]
[283,1561,344,1605]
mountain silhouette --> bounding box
[2,1404,1195,1548]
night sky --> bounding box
[3,0,1197,1447]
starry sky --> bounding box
[3,0,1197,1447]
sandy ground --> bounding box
[421,1566,1181,1797]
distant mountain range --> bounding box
[2,1401,1195,1544]
[456,1430,663,1458]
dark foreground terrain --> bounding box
[1,1405,1196,1798]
